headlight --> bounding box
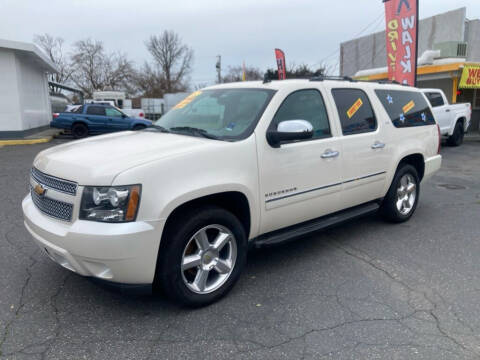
[80,185,141,222]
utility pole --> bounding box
[216,55,221,83]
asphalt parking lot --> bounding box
[1,138,480,360]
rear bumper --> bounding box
[22,194,165,285]
[423,155,442,182]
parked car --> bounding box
[51,103,152,138]
[23,79,442,307]
[86,100,146,119]
[421,89,471,146]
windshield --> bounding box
[155,88,275,141]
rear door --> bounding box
[424,91,449,133]
[85,105,107,132]
[330,87,389,209]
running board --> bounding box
[253,202,380,248]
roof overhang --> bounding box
[0,38,58,73]
[353,59,472,82]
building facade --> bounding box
[0,39,57,138]
[340,8,480,132]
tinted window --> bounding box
[105,107,124,117]
[270,89,331,140]
[331,89,377,135]
[86,106,106,116]
[425,92,445,107]
[375,90,435,127]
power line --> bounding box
[317,11,384,65]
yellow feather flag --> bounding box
[242,61,246,81]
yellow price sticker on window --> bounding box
[173,91,202,110]
[402,100,415,114]
[346,98,363,119]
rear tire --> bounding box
[133,125,146,131]
[447,121,464,147]
[71,123,88,139]
[380,164,420,223]
[155,206,247,307]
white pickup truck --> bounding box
[23,79,442,306]
[421,89,471,146]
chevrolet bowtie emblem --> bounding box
[34,184,47,197]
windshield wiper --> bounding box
[169,126,219,140]
[147,124,170,133]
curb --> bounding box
[0,137,53,146]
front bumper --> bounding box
[423,154,442,182]
[22,194,165,284]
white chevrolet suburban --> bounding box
[421,88,471,146]
[22,78,442,306]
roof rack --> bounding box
[309,75,355,82]
[262,73,413,87]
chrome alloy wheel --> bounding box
[181,225,237,294]
[396,174,417,215]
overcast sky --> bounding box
[1,0,479,88]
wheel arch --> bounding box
[395,153,425,181]
[161,191,252,244]
[456,116,466,131]
[71,120,88,129]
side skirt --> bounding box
[252,201,381,248]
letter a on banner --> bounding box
[275,48,286,80]
[383,0,419,86]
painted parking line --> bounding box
[0,137,52,146]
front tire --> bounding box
[447,121,464,147]
[155,206,247,307]
[381,164,420,223]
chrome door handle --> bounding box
[371,141,386,149]
[321,149,340,159]
[445,109,451,112]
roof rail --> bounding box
[310,75,355,82]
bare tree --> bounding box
[221,65,263,83]
[265,63,329,80]
[134,62,167,98]
[70,39,135,98]
[145,31,193,93]
[33,33,73,91]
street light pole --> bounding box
[216,55,222,83]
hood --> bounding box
[34,131,213,185]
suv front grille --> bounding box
[30,186,73,221]
[31,167,77,195]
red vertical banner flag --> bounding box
[384,0,419,86]
[275,48,286,80]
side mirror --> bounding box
[121,114,127,118]
[267,120,314,147]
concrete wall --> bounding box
[341,8,468,76]
[0,48,52,135]
[15,54,51,130]
[466,19,480,61]
[0,50,22,131]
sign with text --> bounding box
[275,48,286,80]
[384,0,419,86]
[459,65,480,89]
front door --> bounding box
[257,88,343,234]
[105,107,130,131]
